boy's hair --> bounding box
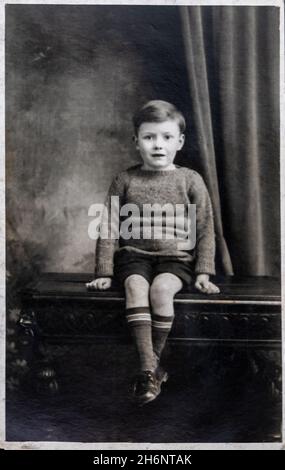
[133,100,186,136]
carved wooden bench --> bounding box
[18,273,282,401]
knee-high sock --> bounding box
[152,314,175,361]
[126,307,156,372]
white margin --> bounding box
[0,0,284,451]
[0,0,5,446]
[280,0,285,452]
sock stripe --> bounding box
[152,314,174,323]
[152,321,172,329]
[126,313,152,323]
[126,306,150,314]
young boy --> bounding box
[87,100,220,406]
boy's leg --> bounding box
[124,274,156,372]
[150,273,183,363]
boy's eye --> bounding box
[164,135,173,140]
[143,135,152,140]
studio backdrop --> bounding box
[6,5,280,287]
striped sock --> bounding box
[152,314,175,361]
[126,307,156,372]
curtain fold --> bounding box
[180,7,234,275]
[180,6,280,276]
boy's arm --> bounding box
[94,173,126,278]
[188,173,219,294]
[190,172,216,277]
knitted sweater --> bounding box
[95,164,216,277]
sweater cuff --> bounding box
[95,262,114,277]
[195,262,216,276]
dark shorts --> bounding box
[114,250,194,287]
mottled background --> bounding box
[6,5,191,278]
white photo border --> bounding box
[0,0,284,450]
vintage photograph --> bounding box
[4,1,282,446]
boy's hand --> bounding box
[86,278,112,290]
[195,274,220,294]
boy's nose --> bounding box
[154,139,163,149]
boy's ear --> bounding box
[178,133,185,150]
[133,135,139,148]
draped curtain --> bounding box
[180,6,280,276]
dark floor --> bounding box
[6,344,282,443]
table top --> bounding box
[24,273,281,304]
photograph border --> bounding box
[0,0,284,450]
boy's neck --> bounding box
[140,163,177,172]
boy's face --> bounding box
[135,120,185,171]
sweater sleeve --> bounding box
[189,172,216,275]
[94,172,126,277]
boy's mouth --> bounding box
[152,154,166,158]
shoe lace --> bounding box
[136,371,156,390]
[142,371,155,384]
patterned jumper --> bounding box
[95,164,216,277]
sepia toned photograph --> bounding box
[3,0,283,447]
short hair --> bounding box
[133,100,186,136]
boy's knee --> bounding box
[150,281,174,301]
[150,274,182,301]
[124,274,149,297]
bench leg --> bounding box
[18,309,59,394]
